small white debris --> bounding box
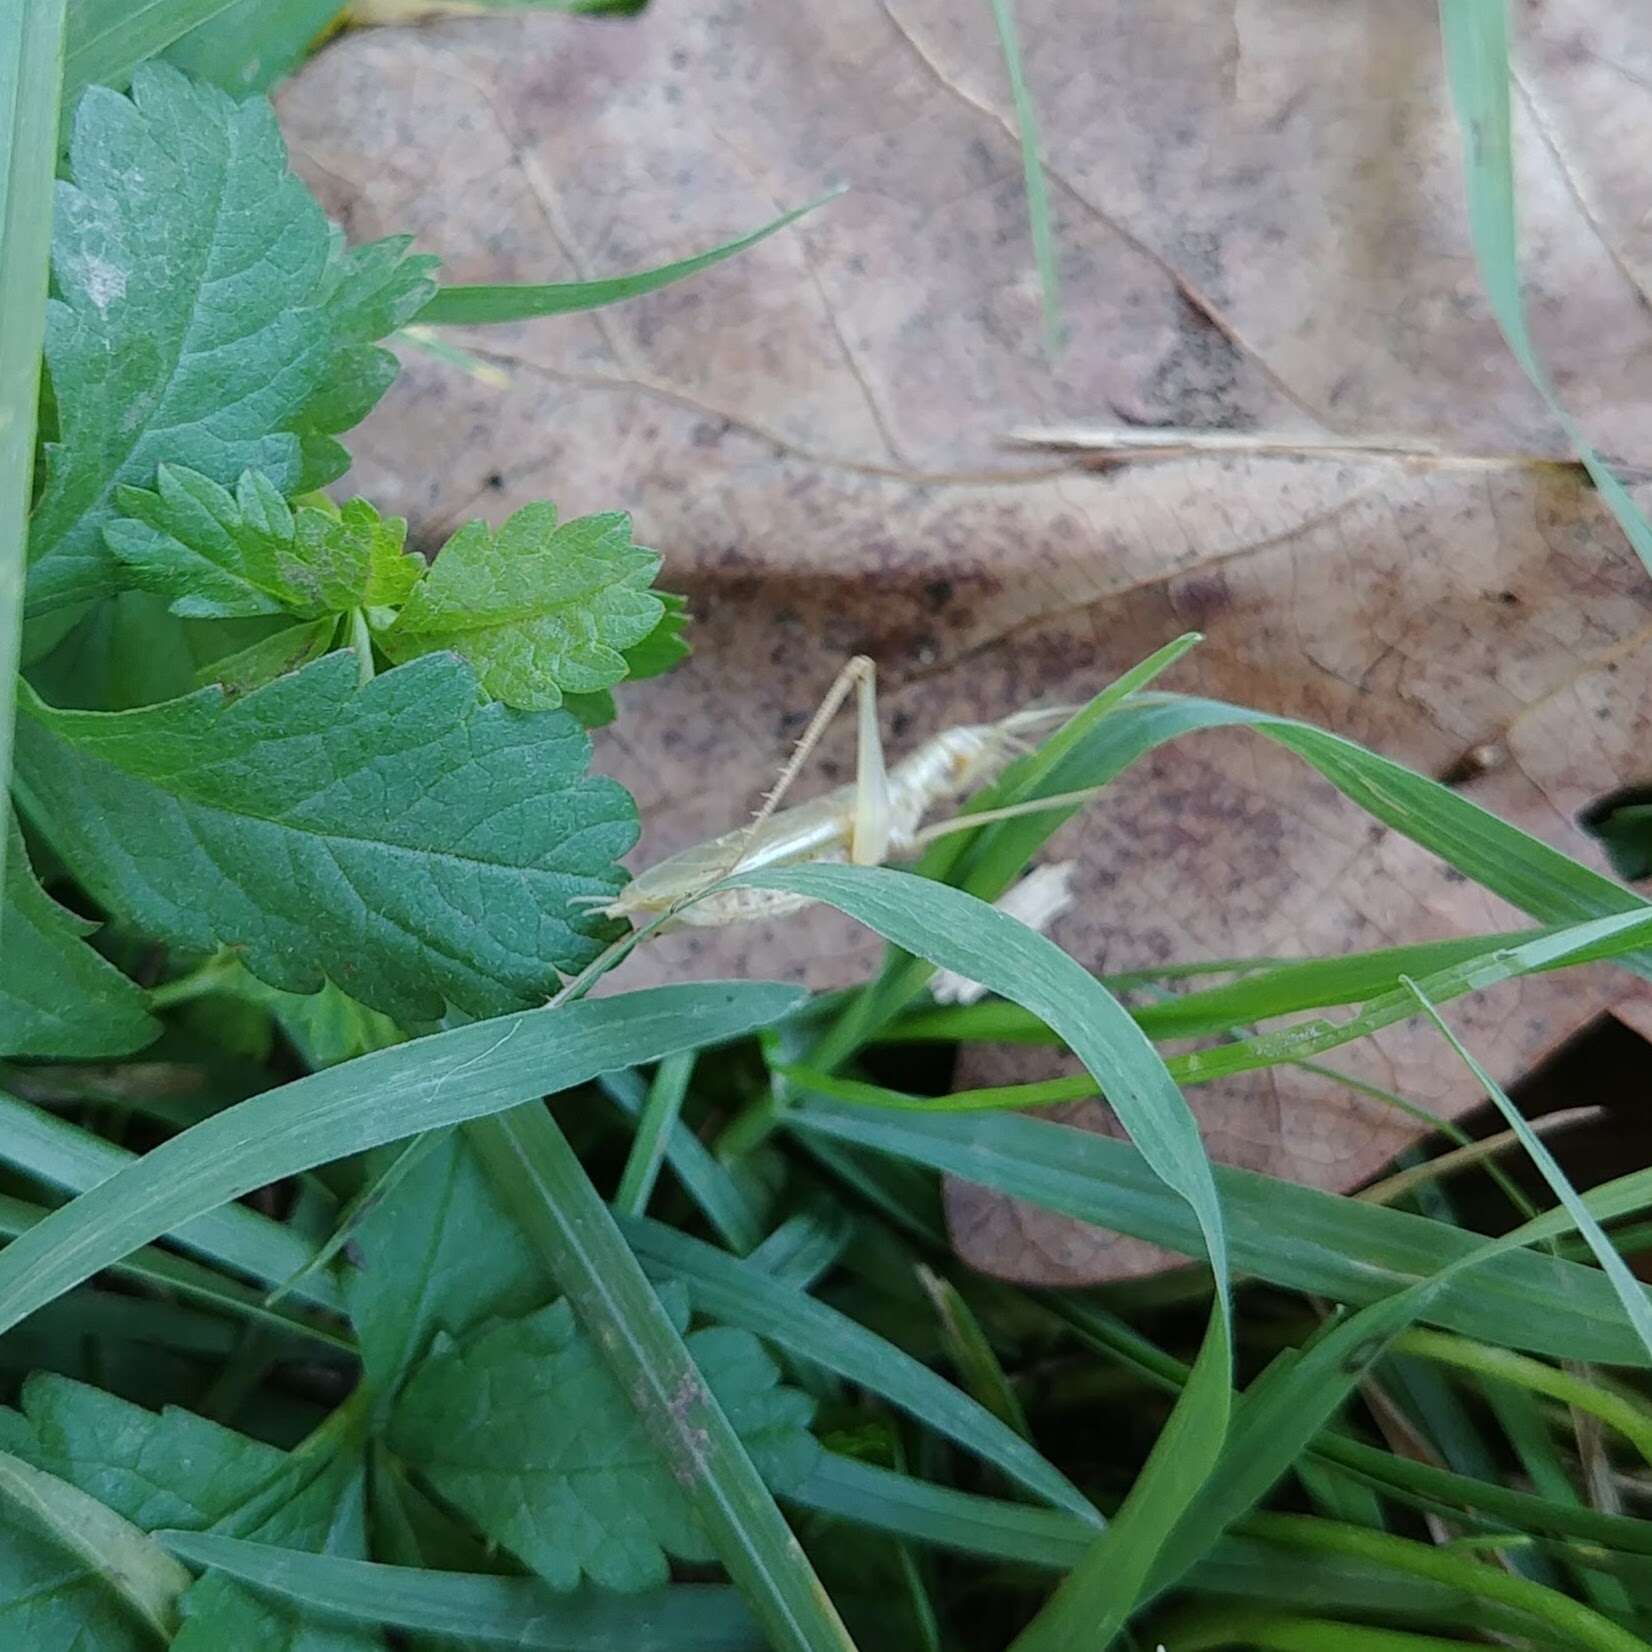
[930,861,1077,1004]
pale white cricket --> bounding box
[578,655,1098,931]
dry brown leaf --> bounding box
[276,1,1652,1283]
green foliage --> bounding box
[14,652,637,1020]
[9,22,1652,1652]
[25,62,434,619]
[380,505,664,711]
[0,811,157,1057]
[106,466,422,620]
[389,1284,817,1592]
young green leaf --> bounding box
[380,505,665,711]
[389,1284,818,1593]
[105,465,421,619]
[25,62,436,617]
[14,652,637,1020]
[0,811,158,1058]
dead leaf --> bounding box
[276,1,1652,1283]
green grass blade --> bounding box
[620,1214,1093,1519]
[0,1088,340,1309]
[788,1099,1652,1366]
[0,981,801,1338]
[886,927,1551,1047]
[1,1448,192,1640]
[1438,0,1652,576]
[986,0,1061,354]
[465,1104,858,1652]
[157,1532,764,1649]
[1405,977,1652,1366]
[614,1050,695,1218]
[601,1069,765,1253]
[63,0,241,97]
[734,862,1232,1646]
[0,0,64,913]
[0,1191,353,1353]
[418,195,840,326]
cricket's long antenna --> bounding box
[910,784,1107,847]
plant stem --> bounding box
[149,954,239,1010]
[349,607,375,686]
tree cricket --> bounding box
[578,655,1101,931]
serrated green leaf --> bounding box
[0,1374,377,1651]
[25,62,436,618]
[105,465,421,620]
[0,811,157,1059]
[346,1131,545,1401]
[381,505,664,711]
[389,1284,818,1593]
[0,1372,281,1535]
[13,652,637,1020]
[194,615,341,696]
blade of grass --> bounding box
[732,862,1232,1649]
[804,906,1652,1111]
[1247,1512,1652,1652]
[417,195,840,325]
[600,1069,765,1253]
[1,1448,192,1640]
[986,0,1061,354]
[0,1088,340,1310]
[1437,0,1652,577]
[0,981,802,1337]
[0,1191,353,1353]
[465,1103,858,1652]
[0,0,65,907]
[614,1050,695,1218]
[618,1213,1092,1519]
[788,1100,1652,1366]
[157,1533,764,1650]
[1405,974,1652,1365]
[62,0,240,97]
[916,1265,1033,1443]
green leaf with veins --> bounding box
[388,1283,818,1593]
[12,653,636,1022]
[25,62,436,618]
[563,592,693,727]
[0,812,158,1060]
[381,505,665,711]
[0,1374,375,1651]
[105,465,422,620]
